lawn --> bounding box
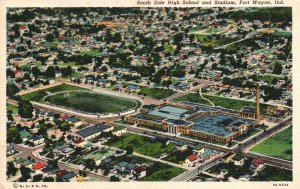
[21,84,87,102]
[106,133,176,158]
[79,50,100,57]
[57,61,87,68]
[272,31,292,38]
[164,44,176,53]
[113,155,184,181]
[251,165,292,181]
[44,91,139,114]
[250,127,292,161]
[139,87,176,100]
[174,93,276,115]
[61,72,84,79]
[7,103,18,114]
[141,163,184,181]
[163,147,193,164]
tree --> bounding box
[110,176,120,182]
[84,159,96,171]
[19,166,32,182]
[272,62,283,74]
[7,162,17,177]
[7,126,22,143]
[32,174,43,182]
[18,100,33,118]
[45,66,56,78]
[7,82,20,98]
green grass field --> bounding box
[174,93,276,115]
[44,91,138,114]
[250,127,292,161]
[21,84,87,102]
[7,103,18,114]
[79,50,100,57]
[139,87,176,99]
[106,133,176,158]
[272,32,292,38]
[141,163,184,181]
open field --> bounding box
[250,127,292,161]
[7,103,18,114]
[21,84,87,102]
[105,133,176,158]
[139,87,176,100]
[174,93,278,115]
[45,91,138,114]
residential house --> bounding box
[239,174,251,181]
[29,135,45,146]
[134,166,146,178]
[32,162,47,170]
[176,141,188,151]
[112,126,127,137]
[183,154,198,167]
[72,124,113,141]
[250,159,266,172]
[232,154,245,166]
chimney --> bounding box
[256,84,261,122]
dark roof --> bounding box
[76,124,110,138]
[62,171,76,180]
[166,119,192,126]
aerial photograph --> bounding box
[6,7,292,182]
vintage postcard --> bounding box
[0,0,299,189]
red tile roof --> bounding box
[56,170,68,177]
[73,138,84,144]
[32,162,47,170]
[134,166,146,174]
[252,159,264,167]
[187,154,198,162]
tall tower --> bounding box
[256,84,261,122]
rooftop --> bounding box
[148,105,192,120]
[191,114,254,137]
[76,124,111,138]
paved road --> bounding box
[171,154,224,181]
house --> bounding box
[125,163,139,174]
[232,154,245,166]
[72,138,86,147]
[239,174,251,181]
[19,130,32,142]
[7,143,15,156]
[29,135,45,146]
[176,141,188,151]
[134,166,146,178]
[76,176,86,182]
[221,152,235,163]
[112,126,127,137]
[14,158,33,168]
[250,159,266,172]
[126,84,141,93]
[72,124,113,141]
[193,144,205,155]
[32,162,47,170]
[62,171,76,181]
[56,170,69,177]
[198,149,217,162]
[183,154,198,167]
[114,161,129,173]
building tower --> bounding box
[256,84,261,122]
